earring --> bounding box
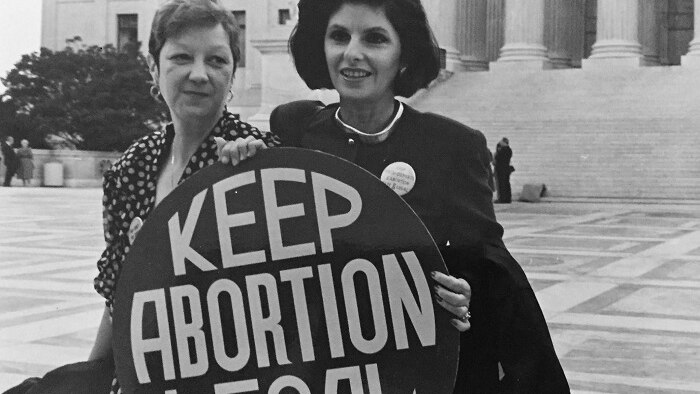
[400,67,408,76]
[149,85,162,102]
[227,89,234,102]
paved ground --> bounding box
[1,187,699,393]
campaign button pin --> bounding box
[127,217,143,245]
[381,161,416,196]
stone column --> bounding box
[424,0,461,71]
[246,36,310,130]
[41,0,58,50]
[486,0,505,62]
[545,0,583,68]
[491,0,551,71]
[459,0,488,71]
[583,0,642,68]
[681,0,700,66]
[639,0,661,66]
[94,0,109,46]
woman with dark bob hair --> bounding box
[252,0,569,392]
[290,0,440,98]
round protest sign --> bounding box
[113,148,459,393]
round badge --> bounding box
[380,161,416,196]
[127,217,143,245]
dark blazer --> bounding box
[495,145,513,172]
[271,101,569,393]
[1,141,17,168]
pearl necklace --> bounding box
[334,101,404,145]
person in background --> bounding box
[220,0,568,391]
[2,136,18,187]
[16,139,34,186]
[494,137,513,203]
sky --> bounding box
[0,0,43,93]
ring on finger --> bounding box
[458,310,471,322]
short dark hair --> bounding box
[148,0,240,73]
[290,0,440,98]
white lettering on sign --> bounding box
[169,189,217,276]
[261,168,316,261]
[135,168,441,389]
[207,279,250,372]
[213,171,266,268]
[246,273,291,368]
[312,172,362,254]
[324,364,381,394]
[213,379,259,393]
[279,267,315,362]
[384,252,436,349]
[169,170,363,276]
[206,364,381,394]
[318,264,345,358]
[269,375,312,394]
[170,285,208,378]
[130,253,435,385]
[131,289,176,383]
[342,259,388,355]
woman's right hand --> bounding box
[215,136,267,166]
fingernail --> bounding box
[430,271,437,278]
[434,294,443,302]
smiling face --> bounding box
[324,3,402,106]
[150,24,234,125]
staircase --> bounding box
[411,66,700,199]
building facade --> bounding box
[41,0,300,92]
[41,0,700,199]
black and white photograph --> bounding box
[0,0,699,393]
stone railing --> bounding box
[1,149,123,187]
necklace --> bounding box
[334,101,404,145]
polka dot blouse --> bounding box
[94,111,279,311]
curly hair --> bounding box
[290,0,441,97]
[148,0,241,73]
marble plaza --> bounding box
[0,187,699,393]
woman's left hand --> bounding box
[215,136,267,165]
[431,271,472,332]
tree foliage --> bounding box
[1,39,168,151]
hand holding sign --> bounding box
[113,148,459,393]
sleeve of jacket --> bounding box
[270,100,325,146]
[487,245,570,393]
[444,123,503,268]
[93,167,127,309]
[443,124,569,392]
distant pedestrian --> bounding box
[494,137,513,203]
[486,148,495,192]
[17,139,35,186]
[2,136,18,187]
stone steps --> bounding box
[411,66,700,199]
